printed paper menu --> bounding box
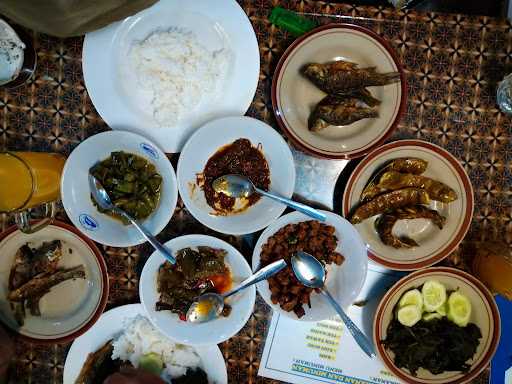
[258,264,404,384]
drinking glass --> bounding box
[0,152,66,233]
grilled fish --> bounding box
[375,206,446,248]
[378,171,458,203]
[75,340,114,384]
[309,92,380,131]
[8,265,86,302]
[302,60,401,94]
[350,188,430,224]
[360,158,429,202]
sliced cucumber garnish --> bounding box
[399,289,423,310]
[422,280,447,312]
[397,304,422,327]
[139,352,164,375]
[447,291,471,327]
[423,312,443,321]
[436,302,447,316]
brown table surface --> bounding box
[1,0,511,383]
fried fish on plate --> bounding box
[308,90,380,131]
[350,188,430,224]
[302,60,401,94]
[375,205,446,248]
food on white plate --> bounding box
[8,240,86,325]
[156,247,232,321]
[259,221,344,318]
[0,20,25,85]
[196,138,270,215]
[382,280,481,376]
[89,151,162,223]
[129,28,230,126]
[75,315,208,383]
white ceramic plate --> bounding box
[374,267,500,384]
[139,235,254,346]
[342,140,473,271]
[272,23,406,159]
[82,0,259,153]
[61,131,178,247]
[252,211,368,321]
[177,116,296,235]
[63,304,227,384]
[0,222,108,343]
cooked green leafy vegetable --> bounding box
[90,151,162,224]
[382,317,481,376]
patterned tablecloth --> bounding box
[1,1,511,383]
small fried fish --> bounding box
[375,206,446,248]
[350,188,430,224]
[302,60,401,94]
[309,92,380,131]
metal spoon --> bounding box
[89,174,176,264]
[187,259,287,323]
[212,174,326,221]
[291,251,376,358]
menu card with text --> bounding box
[258,264,405,384]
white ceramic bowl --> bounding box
[177,116,296,235]
[252,211,368,321]
[139,235,254,346]
[61,131,178,247]
[63,304,228,384]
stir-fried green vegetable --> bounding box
[90,151,162,224]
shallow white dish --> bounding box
[61,130,178,247]
[82,0,259,153]
[342,140,473,271]
[0,222,108,343]
[139,235,254,346]
[63,303,227,384]
[177,116,296,235]
[252,211,368,322]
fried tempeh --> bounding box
[8,265,86,302]
[350,188,430,224]
[302,60,401,93]
[378,171,457,203]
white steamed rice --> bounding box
[129,27,229,126]
[111,315,201,381]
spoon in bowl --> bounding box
[89,173,176,264]
[291,251,375,358]
[212,174,326,221]
[187,259,287,323]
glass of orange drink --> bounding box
[0,152,66,233]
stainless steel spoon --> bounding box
[89,174,176,264]
[186,259,287,323]
[291,251,376,358]
[212,174,326,221]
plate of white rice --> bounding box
[83,0,259,153]
[63,304,227,384]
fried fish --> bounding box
[375,206,446,248]
[302,60,401,94]
[350,188,430,224]
[309,91,380,131]
[75,340,115,384]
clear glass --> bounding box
[497,73,512,114]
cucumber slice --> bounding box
[423,312,443,321]
[399,289,423,310]
[397,304,422,327]
[447,291,471,327]
[139,352,164,375]
[422,280,447,312]
[436,302,447,316]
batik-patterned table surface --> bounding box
[2,1,511,383]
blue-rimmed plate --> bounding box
[61,131,178,247]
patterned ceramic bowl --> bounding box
[374,267,501,384]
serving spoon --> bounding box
[291,251,375,358]
[186,259,287,323]
[212,174,326,221]
[89,174,176,264]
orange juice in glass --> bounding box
[0,152,66,233]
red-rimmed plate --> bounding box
[271,23,407,159]
[374,267,500,384]
[0,221,108,344]
[342,140,473,271]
